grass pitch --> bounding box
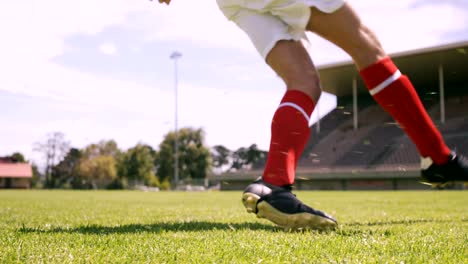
[0,190,466,263]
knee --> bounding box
[307,78,322,103]
[314,87,322,102]
[352,26,387,69]
[286,75,322,103]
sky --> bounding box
[1,0,467,164]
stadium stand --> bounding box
[214,41,468,190]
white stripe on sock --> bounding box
[369,70,402,96]
[278,102,310,123]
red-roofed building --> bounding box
[0,157,33,189]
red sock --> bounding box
[360,57,450,165]
[262,90,315,186]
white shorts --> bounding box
[216,0,346,59]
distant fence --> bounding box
[210,168,466,191]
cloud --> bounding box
[0,0,466,161]
[126,1,256,53]
[0,0,142,63]
[304,0,468,64]
[99,43,118,56]
[0,0,149,100]
[0,0,253,105]
[143,1,467,56]
[353,0,468,52]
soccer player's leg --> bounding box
[306,3,468,185]
[231,10,337,230]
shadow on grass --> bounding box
[345,218,453,227]
[336,218,456,236]
[19,219,454,235]
[18,221,279,234]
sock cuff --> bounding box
[280,90,315,117]
[360,57,399,90]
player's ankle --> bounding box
[261,175,293,188]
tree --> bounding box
[83,140,120,158]
[52,148,82,188]
[34,132,70,188]
[77,140,120,189]
[30,163,42,189]
[230,147,248,171]
[10,152,26,162]
[79,155,117,189]
[230,144,267,171]
[245,144,267,170]
[120,144,158,187]
[211,145,231,170]
[157,127,211,184]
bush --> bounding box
[145,174,160,187]
[159,178,171,190]
[107,178,128,190]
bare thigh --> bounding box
[266,40,322,102]
[306,2,387,70]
